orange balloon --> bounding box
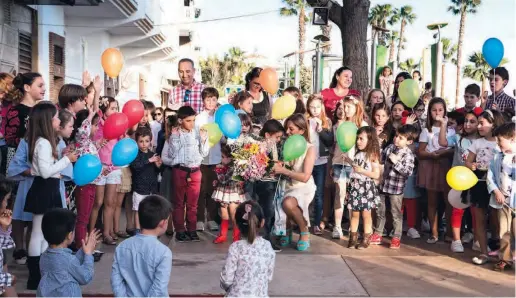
[259,67,279,94]
[101,48,124,78]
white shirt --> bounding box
[31,137,71,178]
[150,121,162,149]
[195,110,222,165]
[468,138,497,171]
[167,129,209,168]
[419,126,455,153]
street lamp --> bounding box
[312,34,330,93]
[427,22,448,97]
[370,25,389,89]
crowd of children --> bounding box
[0,64,513,297]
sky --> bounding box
[194,0,516,102]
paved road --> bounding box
[9,229,515,297]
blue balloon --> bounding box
[219,112,242,139]
[215,104,236,125]
[112,138,139,167]
[73,154,102,186]
[482,38,504,68]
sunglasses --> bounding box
[184,89,191,102]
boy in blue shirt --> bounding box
[38,209,100,297]
[111,195,172,297]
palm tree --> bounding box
[463,51,509,97]
[448,0,482,106]
[386,31,403,63]
[368,4,393,45]
[399,58,419,73]
[441,38,458,97]
[389,6,416,68]
[321,24,332,53]
[280,0,310,67]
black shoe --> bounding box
[175,232,191,243]
[13,249,27,265]
[271,242,282,252]
[93,250,104,262]
[166,230,174,237]
[126,229,137,237]
[188,231,201,242]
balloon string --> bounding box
[67,185,77,202]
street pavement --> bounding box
[9,228,516,297]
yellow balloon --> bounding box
[398,79,420,108]
[446,166,478,191]
[272,94,296,120]
[202,123,222,147]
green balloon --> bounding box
[283,135,307,162]
[336,122,358,153]
[398,79,420,108]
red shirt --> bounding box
[320,88,361,117]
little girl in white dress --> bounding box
[220,201,275,297]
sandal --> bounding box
[297,232,310,251]
[426,236,438,244]
[103,236,117,245]
[493,260,512,271]
[472,254,489,265]
[110,234,119,241]
[115,231,130,239]
[279,230,292,247]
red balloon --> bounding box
[122,100,145,127]
[103,113,128,140]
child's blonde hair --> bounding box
[342,95,365,127]
[305,94,330,129]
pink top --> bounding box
[93,111,117,167]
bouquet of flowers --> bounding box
[229,137,271,182]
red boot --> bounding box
[214,220,229,244]
[233,226,241,242]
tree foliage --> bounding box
[199,47,255,89]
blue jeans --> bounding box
[254,181,277,238]
[312,164,327,226]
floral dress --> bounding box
[212,163,246,204]
[347,152,380,211]
[220,237,275,297]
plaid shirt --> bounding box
[485,91,515,112]
[168,80,206,114]
[380,144,415,195]
[0,233,15,291]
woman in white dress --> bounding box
[272,113,316,251]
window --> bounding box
[54,45,63,65]
[18,32,32,73]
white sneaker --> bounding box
[196,221,205,231]
[472,241,491,252]
[451,240,464,253]
[206,221,219,231]
[407,228,421,239]
[421,219,431,232]
[461,232,474,244]
[332,226,343,239]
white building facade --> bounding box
[0,0,202,107]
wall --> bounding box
[37,5,64,101]
[0,1,33,74]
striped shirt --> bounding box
[485,91,515,112]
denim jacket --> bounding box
[37,248,94,297]
[487,151,516,209]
